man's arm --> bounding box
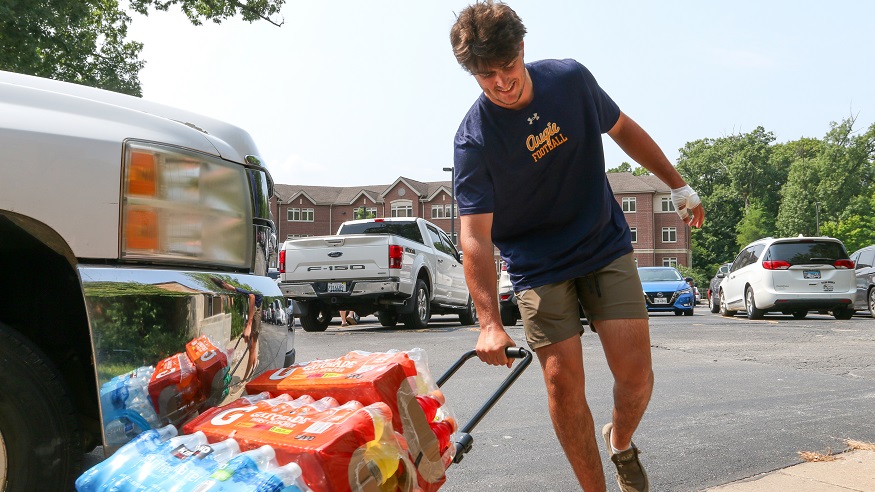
[608,111,705,228]
[460,213,516,367]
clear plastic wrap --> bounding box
[244,349,456,491]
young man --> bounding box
[449,2,705,491]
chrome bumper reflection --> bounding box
[78,266,286,451]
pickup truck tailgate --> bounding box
[283,236,391,281]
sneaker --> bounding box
[602,423,649,492]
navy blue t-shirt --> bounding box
[453,59,632,290]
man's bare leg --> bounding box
[536,335,607,491]
[595,318,654,450]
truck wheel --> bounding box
[403,279,431,330]
[459,295,478,326]
[499,304,517,326]
[0,322,82,492]
[377,310,398,327]
[300,304,331,332]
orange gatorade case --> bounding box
[148,352,201,426]
[183,394,418,492]
[185,335,231,407]
[245,350,453,491]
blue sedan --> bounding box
[638,267,695,316]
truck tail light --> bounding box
[279,249,286,274]
[762,260,791,270]
[834,259,854,269]
[389,245,403,269]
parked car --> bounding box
[707,263,732,313]
[497,264,518,326]
[850,244,875,318]
[637,267,696,316]
[718,236,856,320]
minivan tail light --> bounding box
[279,249,286,274]
[762,260,791,270]
[389,245,403,269]
[834,259,854,269]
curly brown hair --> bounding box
[450,0,527,75]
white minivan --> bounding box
[719,236,856,320]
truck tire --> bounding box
[377,310,398,327]
[459,296,478,326]
[499,304,518,326]
[403,279,431,330]
[0,322,82,492]
[300,304,331,332]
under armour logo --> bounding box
[527,113,540,125]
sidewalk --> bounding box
[706,450,875,492]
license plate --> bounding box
[327,282,347,293]
[803,270,821,279]
[654,297,667,304]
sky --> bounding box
[128,1,875,187]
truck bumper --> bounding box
[78,266,286,452]
[280,279,403,298]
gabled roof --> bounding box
[381,177,429,198]
[425,181,453,201]
[607,172,670,193]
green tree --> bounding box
[736,203,768,249]
[607,162,633,173]
[0,0,284,96]
[632,166,651,176]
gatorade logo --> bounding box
[200,351,216,362]
[269,367,297,380]
[210,405,258,425]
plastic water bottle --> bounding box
[100,431,209,491]
[101,367,161,446]
[257,462,310,492]
[189,445,278,491]
[153,438,241,492]
[75,425,177,492]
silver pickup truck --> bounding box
[278,217,477,330]
[0,70,288,491]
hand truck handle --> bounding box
[436,347,532,464]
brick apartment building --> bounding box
[271,172,692,269]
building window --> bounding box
[431,205,445,219]
[391,200,413,217]
[662,227,677,243]
[661,197,675,212]
[287,208,314,222]
[622,197,636,213]
[629,227,637,243]
[663,257,678,267]
[355,207,377,220]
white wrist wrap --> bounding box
[670,185,701,219]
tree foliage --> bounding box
[680,117,875,282]
[0,0,284,96]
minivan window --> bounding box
[764,241,848,265]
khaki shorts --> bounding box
[516,252,647,350]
